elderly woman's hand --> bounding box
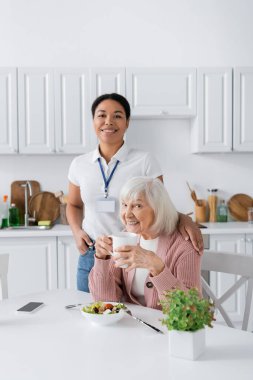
[95,235,112,260]
[178,213,204,254]
[113,245,165,277]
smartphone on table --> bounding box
[17,302,44,313]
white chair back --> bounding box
[201,250,253,331]
[0,254,9,299]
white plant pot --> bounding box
[168,328,205,360]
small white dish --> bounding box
[80,302,125,326]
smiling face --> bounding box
[93,99,129,147]
[120,193,156,239]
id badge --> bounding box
[96,196,116,213]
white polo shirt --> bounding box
[68,143,162,240]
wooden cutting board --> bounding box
[29,192,60,223]
[227,194,253,221]
[11,180,41,224]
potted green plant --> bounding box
[160,288,214,360]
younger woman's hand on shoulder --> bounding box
[95,236,113,260]
[178,213,203,254]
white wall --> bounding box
[0,0,252,214]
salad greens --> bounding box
[82,301,126,315]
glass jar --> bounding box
[207,189,218,223]
[9,203,20,226]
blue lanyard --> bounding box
[98,157,120,198]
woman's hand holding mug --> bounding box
[95,235,112,259]
[109,232,139,268]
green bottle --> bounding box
[9,203,20,226]
[217,200,228,222]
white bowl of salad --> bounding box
[80,301,126,326]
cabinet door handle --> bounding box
[246,238,252,243]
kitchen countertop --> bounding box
[0,224,73,238]
[0,222,253,238]
[200,222,253,234]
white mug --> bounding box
[110,232,139,268]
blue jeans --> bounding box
[77,245,96,293]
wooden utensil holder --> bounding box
[195,200,207,223]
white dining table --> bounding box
[0,289,253,380]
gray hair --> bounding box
[120,177,179,235]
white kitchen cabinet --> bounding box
[18,68,55,154]
[191,68,233,153]
[90,68,125,100]
[126,68,196,118]
[245,234,253,256]
[18,67,96,155]
[0,237,57,298]
[54,68,96,154]
[192,67,253,153]
[209,234,246,325]
[233,68,253,152]
[0,68,18,154]
[57,236,80,290]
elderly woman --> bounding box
[89,177,202,310]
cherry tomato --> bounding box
[104,303,114,310]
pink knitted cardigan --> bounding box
[89,230,202,310]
